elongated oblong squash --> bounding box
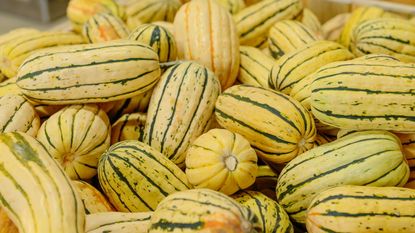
[268,20,319,59]
[0,77,20,97]
[351,18,415,63]
[217,0,246,14]
[17,41,161,105]
[144,62,221,166]
[0,31,84,78]
[129,24,177,63]
[148,189,261,233]
[86,212,152,233]
[276,131,409,223]
[174,0,240,89]
[238,46,274,88]
[269,40,354,94]
[215,85,316,165]
[306,186,415,233]
[234,0,303,46]
[299,8,322,36]
[72,180,114,214]
[186,129,258,195]
[111,112,146,144]
[82,12,129,43]
[248,165,278,199]
[322,13,350,41]
[310,58,415,132]
[98,140,191,212]
[0,132,85,233]
[233,190,293,233]
[37,104,111,180]
[67,0,125,32]
[0,94,39,136]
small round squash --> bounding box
[185,128,258,195]
[37,104,111,180]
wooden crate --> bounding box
[304,0,415,23]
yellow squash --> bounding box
[82,12,129,43]
[72,180,114,214]
[111,112,146,144]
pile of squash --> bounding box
[0,0,414,232]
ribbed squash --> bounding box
[234,0,303,46]
[269,40,354,94]
[276,131,409,223]
[125,0,182,29]
[111,112,146,144]
[215,85,316,165]
[217,0,246,14]
[129,24,177,63]
[339,6,387,49]
[36,104,111,180]
[143,62,221,166]
[289,72,314,110]
[306,186,415,233]
[0,31,84,78]
[0,77,20,96]
[67,0,125,32]
[0,132,85,233]
[152,21,174,35]
[72,180,114,214]
[185,129,258,195]
[16,41,161,104]
[322,13,350,41]
[174,0,240,89]
[238,46,274,88]
[248,165,278,200]
[0,208,18,233]
[86,212,152,233]
[107,89,152,121]
[351,18,415,63]
[233,191,293,233]
[148,189,261,233]
[0,94,39,136]
[310,58,415,132]
[82,12,129,43]
[396,133,415,182]
[268,20,319,59]
[98,140,191,212]
[299,8,322,36]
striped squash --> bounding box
[125,0,182,29]
[306,186,415,233]
[148,189,261,233]
[107,89,152,121]
[351,18,415,63]
[215,85,316,165]
[310,58,415,132]
[16,41,161,105]
[248,165,278,200]
[185,129,258,195]
[67,0,125,32]
[0,77,21,96]
[0,94,40,137]
[217,0,246,14]
[234,0,303,46]
[268,20,319,59]
[339,6,387,49]
[233,191,293,233]
[269,40,354,94]
[129,24,177,63]
[72,180,114,214]
[299,8,322,37]
[0,31,84,78]
[0,132,85,233]
[111,112,146,144]
[322,13,350,41]
[396,133,415,182]
[313,133,332,146]
[98,140,191,212]
[276,131,409,223]
[174,0,240,89]
[86,212,152,233]
[82,12,129,43]
[36,104,111,180]
[0,207,18,233]
[152,21,174,35]
[238,46,274,88]
[289,73,314,110]
[143,62,221,166]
